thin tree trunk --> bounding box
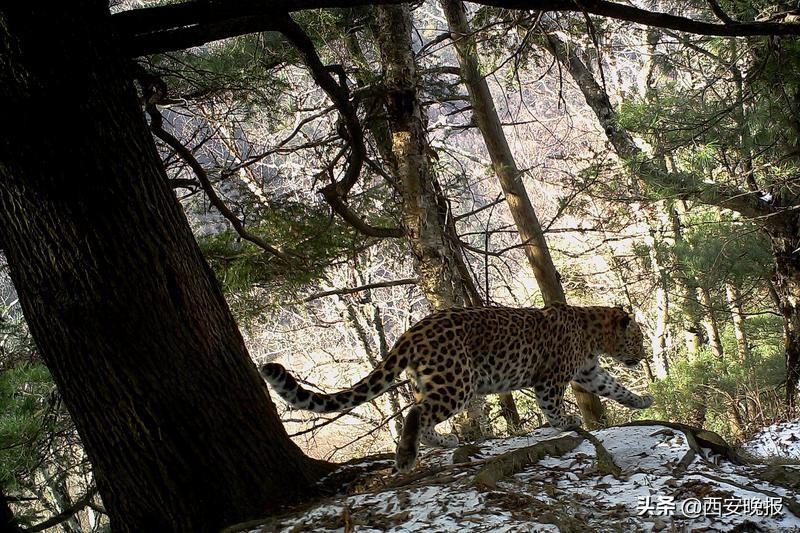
[642,217,671,378]
[699,286,725,360]
[728,396,746,441]
[669,207,704,358]
[767,278,792,345]
[730,39,759,192]
[670,209,707,427]
[652,280,670,377]
[603,243,655,382]
[0,4,330,531]
[725,281,751,362]
[441,0,605,428]
[371,304,406,438]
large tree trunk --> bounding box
[0,4,330,531]
[373,4,491,439]
[771,233,800,412]
[374,5,468,311]
[441,0,605,429]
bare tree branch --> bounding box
[113,0,800,57]
[27,487,98,533]
[301,278,419,302]
[147,104,295,262]
[706,0,734,24]
[319,186,405,238]
[276,14,405,239]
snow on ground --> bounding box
[240,424,800,532]
[744,420,800,460]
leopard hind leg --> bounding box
[395,349,473,472]
[395,404,423,473]
[395,395,466,472]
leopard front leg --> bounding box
[574,364,653,409]
[534,381,582,430]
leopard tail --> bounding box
[260,351,408,413]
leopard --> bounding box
[261,303,653,473]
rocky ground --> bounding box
[228,421,800,532]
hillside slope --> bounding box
[231,423,800,532]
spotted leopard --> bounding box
[261,303,652,472]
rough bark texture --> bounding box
[771,232,800,412]
[1,490,21,533]
[441,0,605,428]
[373,4,492,438]
[375,5,466,312]
[0,4,330,531]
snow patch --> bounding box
[244,425,800,532]
[744,420,800,460]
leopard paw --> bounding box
[553,414,583,431]
[441,433,460,448]
[395,448,417,473]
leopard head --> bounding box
[608,308,647,368]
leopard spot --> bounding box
[295,388,310,402]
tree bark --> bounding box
[698,286,725,360]
[725,281,751,362]
[0,489,22,533]
[772,234,800,413]
[374,5,467,312]
[647,226,671,377]
[373,4,492,438]
[441,0,605,429]
[110,0,800,59]
[0,4,330,531]
[669,208,704,358]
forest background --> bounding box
[2,0,800,531]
